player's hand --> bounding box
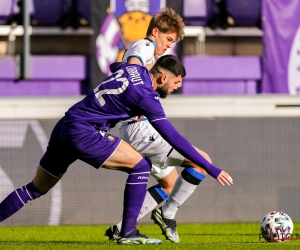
[217,170,233,186]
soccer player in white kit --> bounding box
[105,7,233,243]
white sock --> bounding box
[162,168,205,220]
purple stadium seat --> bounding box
[183,0,218,26]
[0,0,14,24]
[74,0,90,23]
[0,56,16,79]
[0,56,87,96]
[30,56,86,80]
[224,0,261,26]
[0,80,82,96]
[182,56,261,95]
[32,0,68,25]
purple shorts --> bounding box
[40,117,121,177]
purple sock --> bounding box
[119,157,151,237]
[0,181,44,222]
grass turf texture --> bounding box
[0,223,299,249]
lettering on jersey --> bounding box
[126,66,144,86]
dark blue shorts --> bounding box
[40,117,121,177]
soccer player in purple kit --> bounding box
[105,7,232,243]
[0,55,232,245]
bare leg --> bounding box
[157,167,178,195]
[33,166,63,193]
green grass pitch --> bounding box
[0,223,299,249]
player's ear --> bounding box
[157,73,166,85]
[156,75,163,85]
[152,27,158,37]
[160,73,167,84]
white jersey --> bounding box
[120,38,157,124]
[122,38,156,65]
[119,38,184,175]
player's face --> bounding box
[153,28,177,55]
[156,74,183,98]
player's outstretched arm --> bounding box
[151,119,233,186]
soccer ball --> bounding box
[260,211,293,242]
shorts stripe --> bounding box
[126,182,148,185]
[39,165,61,178]
[130,171,150,175]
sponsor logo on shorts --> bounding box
[149,135,155,141]
[105,134,116,142]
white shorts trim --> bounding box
[150,165,176,180]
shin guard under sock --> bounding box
[116,184,168,232]
[120,157,151,237]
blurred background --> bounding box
[0,0,299,226]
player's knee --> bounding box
[182,167,206,185]
[195,166,207,175]
[157,177,175,194]
[131,156,152,173]
[182,160,207,174]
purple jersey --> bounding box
[63,62,222,178]
[64,62,166,131]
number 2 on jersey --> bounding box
[93,69,129,106]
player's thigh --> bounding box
[120,121,173,168]
[102,139,143,171]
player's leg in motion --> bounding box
[105,165,177,240]
[151,148,210,243]
[0,117,69,223]
[0,166,61,222]
[103,140,162,245]
[105,120,178,240]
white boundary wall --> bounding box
[1,95,300,119]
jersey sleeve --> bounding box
[136,92,166,122]
[125,40,155,66]
[150,119,222,179]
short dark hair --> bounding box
[149,55,186,77]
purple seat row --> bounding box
[183,0,261,27]
[182,56,261,95]
[0,55,261,96]
[0,0,90,25]
[0,55,87,96]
